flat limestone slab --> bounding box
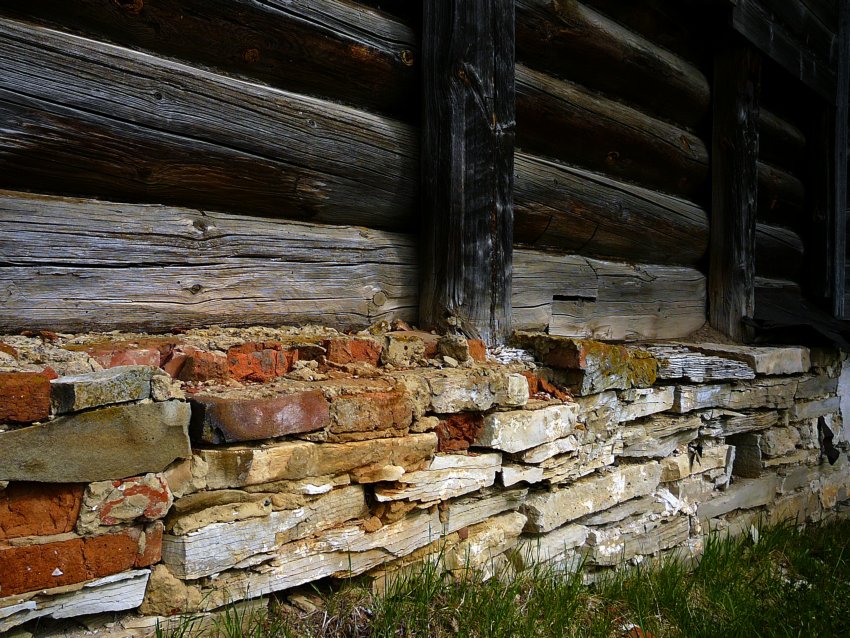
[197,433,438,489]
[476,404,578,453]
[516,524,589,568]
[50,365,153,414]
[647,346,755,382]
[0,570,150,632]
[0,400,191,482]
[162,485,367,579]
[682,343,810,375]
[697,475,779,522]
[374,453,502,503]
[522,462,662,532]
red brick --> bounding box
[226,342,294,382]
[66,338,177,369]
[177,350,229,382]
[189,390,330,443]
[323,338,382,366]
[0,528,143,597]
[467,339,487,362]
[0,483,85,540]
[521,371,540,396]
[435,413,484,452]
[0,371,51,424]
[0,342,18,358]
[136,522,164,568]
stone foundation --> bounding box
[1,326,849,634]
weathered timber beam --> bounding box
[513,248,706,340]
[0,191,418,333]
[516,0,710,126]
[513,153,709,265]
[0,18,418,229]
[516,65,709,198]
[755,223,805,281]
[710,43,761,342]
[1,0,417,116]
[831,0,849,317]
[757,161,806,225]
[732,0,836,100]
[420,0,515,345]
[758,108,806,171]
[754,0,837,62]
[801,0,839,28]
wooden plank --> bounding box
[0,18,419,227]
[516,64,709,198]
[2,0,417,117]
[758,108,806,172]
[800,0,839,30]
[516,0,710,126]
[513,249,706,340]
[710,44,761,342]
[420,0,515,345]
[0,191,418,332]
[754,0,837,62]
[513,152,709,265]
[755,223,805,281]
[732,0,836,99]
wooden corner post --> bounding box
[709,42,761,342]
[420,0,516,345]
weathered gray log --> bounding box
[516,64,709,198]
[581,0,711,64]
[513,153,709,265]
[755,223,805,281]
[515,0,710,126]
[513,249,706,340]
[757,161,806,225]
[0,18,419,228]
[2,0,417,116]
[742,0,837,63]
[0,191,418,332]
[758,108,806,171]
[710,44,761,342]
[732,0,836,100]
[420,0,515,345]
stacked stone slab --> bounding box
[1,327,849,634]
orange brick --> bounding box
[136,522,164,568]
[0,483,85,540]
[323,338,382,366]
[467,339,487,362]
[0,371,51,424]
[178,351,229,382]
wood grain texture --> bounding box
[0,191,418,332]
[832,0,849,317]
[710,44,761,342]
[513,249,706,340]
[757,161,806,226]
[754,0,837,62]
[420,0,515,345]
[2,0,417,116]
[755,223,805,281]
[515,0,710,126]
[514,153,709,265]
[516,64,709,198]
[732,0,836,100]
[0,18,419,229]
[758,108,806,172]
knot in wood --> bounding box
[111,0,144,15]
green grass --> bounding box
[159,517,850,638]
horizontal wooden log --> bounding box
[755,223,805,281]
[757,161,806,225]
[513,249,706,340]
[801,0,839,28]
[516,0,710,126]
[0,18,419,228]
[581,0,711,64]
[2,0,417,116]
[732,0,836,99]
[513,153,709,265]
[0,191,418,332]
[758,108,806,171]
[516,64,708,198]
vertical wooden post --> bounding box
[420,0,516,345]
[709,43,761,342]
[832,0,849,318]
